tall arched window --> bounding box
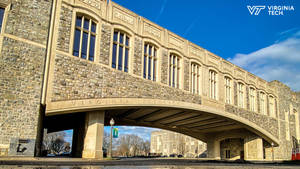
[73,15,96,61]
[209,70,217,99]
[112,30,130,72]
[0,7,5,33]
[238,82,244,108]
[191,63,201,94]
[269,95,275,117]
[143,43,157,81]
[249,87,256,112]
[169,54,181,88]
[224,76,231,104]
[260,92,266,114]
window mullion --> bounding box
[115,32,120,69]
[197,66,199,94]
[122,34,126,71]
[174,56,177,88]
[170,55,173,87]
[151,46,154,81]
[86,19,91,60]
[191,64,194,93]
[78,17,84,58]
[146,44,149,79]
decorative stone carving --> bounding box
[79,0,101,9]
[113,8,135,25]
[144,22,161,39]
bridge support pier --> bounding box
[244,136,264,160]
[207,139,221,159]
[82,111,105,159]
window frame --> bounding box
[249,87,256,112]
[237,82,244,108]
[209,69,217,100]
[111,29,130,72]
[0,4,9,55]
[224,76,232,104]
[259,91,266,115]
[269,95,275,117]
[72,14,97,62]
[0,6,5,34]
[143,42,158,81]
[191,62,201,95]
[168,53,181,89]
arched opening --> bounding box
[220,138,244,160]
[42,103,278,160]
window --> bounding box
[191,63,201,94]
[225,150,230,158]
[225,77,231,104]
[112,30,130,72]
[249,87,256,112]
[269,96,275,117]
[285,111,290,140]
[0,7,4,32]
[73,15,96,61]
[169,54,181,88]
[260,92,266,114]
[209,70,217,99]
[238,83,244,108]
[143,43,157,81]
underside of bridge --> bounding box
[44,107,273,160]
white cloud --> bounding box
[229,30,300,91]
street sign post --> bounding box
[113,128,119,138]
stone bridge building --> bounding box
[0,0,299,160]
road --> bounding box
[0,158,300,168]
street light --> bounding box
[109,118,115,158]
[271,142,274,162]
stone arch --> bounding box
[45,98,279,145]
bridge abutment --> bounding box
[82,111,105,159]
[244,136,264,160]
[207,140,221,159]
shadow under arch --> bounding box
[45,98,279,145]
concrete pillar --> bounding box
[207,140,220,159]
[82,111,105,159]
[244,136,263,160]
[72,126,85,157]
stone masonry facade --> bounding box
[51,53,202,104]
[0,0,52,156]
[0,0,299,160]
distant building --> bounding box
[151,130,206,157]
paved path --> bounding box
[0,157,299,168]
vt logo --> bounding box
[247,6,266,15]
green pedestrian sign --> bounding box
[113,128,119,138]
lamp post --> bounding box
[271,142,274,162]
[109,118,115,158]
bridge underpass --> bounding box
[44,106,275,160]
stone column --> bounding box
[82,111,105,159]
[207,140,221,159]
[244,136,263,160]
[72,118,85,157]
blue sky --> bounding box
[65,0,300,143]
[113,0,300,91]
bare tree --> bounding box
[116,134,150,157]
[51,136,65,155]
[178,135,186,156]
[42,131,69,155]
[141,140,150,156]
[103,131,110,150]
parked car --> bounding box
[177,154,183,158]
[169,154,177,157]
